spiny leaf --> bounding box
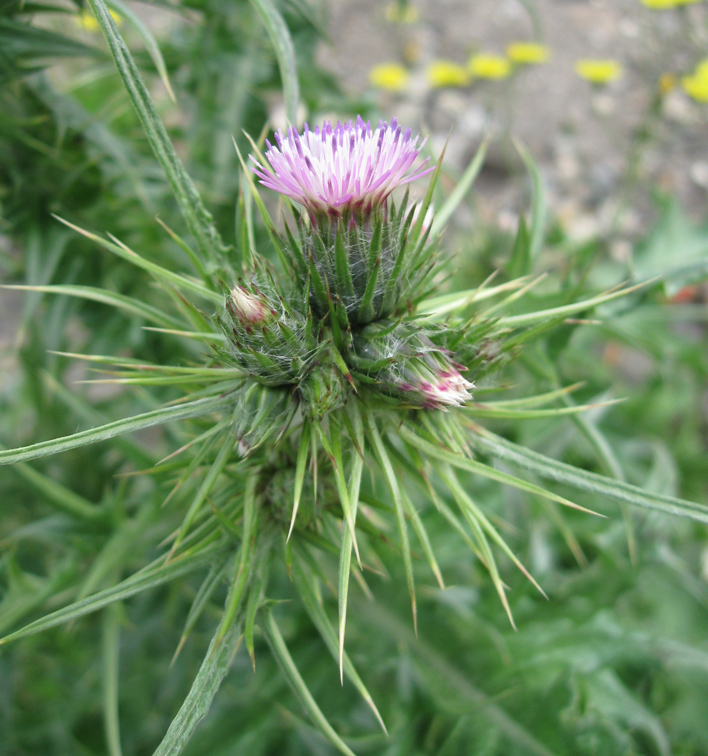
[336,420,364,683]
[217,472,259,646]
[368,418,417,635]
[288,422,312,542]
[472,427,708,525]
[2,284,182,329]
[101,602,123,756]
[399,425,598,516]
[292,552,386,733]
[0,546,227,645]
[262,611,357,756]
[153,594,243,756]
[104,0,175,101]
[0,395,226,467]
[86,0,227,266]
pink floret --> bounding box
[251,116,433,218]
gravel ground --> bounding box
[318,0,708,241]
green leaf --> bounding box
[86,0,228,267]
[336,421,364,681]
[471,427,708,525]
[508,215,531,279]
[7,456,105,521]
[53,216,222,303]
[399,426,593,515]
[2,284,183,329]
[368,418,417,633]
[104,0,175,101]
[262,610,357,756]
[248,0,300,126]
[357,600,559,756]
[217,473,259,645]
[292,552,386,733]
[288,422,311,541]
[515,138,546,264]
[0,395,226,466]
[102,602,123,756]
[153,596,243,756]
[430,136,489,238]
[497,281,648,327]
[633,198,708,295]
[0,546,226,645]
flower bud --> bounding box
[218,281,319,387]
[351,321,473,410]
[298,360,347,420]
[232,383,295,456]
[229,286,271,327]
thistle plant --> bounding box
[2,3,708,756]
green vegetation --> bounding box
[1,2,707,755]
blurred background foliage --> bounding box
[1,1,707,755]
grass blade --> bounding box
[430,135,489,237]
[248,0,300,126]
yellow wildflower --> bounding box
[640,0,678,7]
[674,0,702,5]
[468,54,512,80]
[77,9,122,31]
[426,60,471,88]
[574,59,623,84]
[369,63,410,92]
[682,75,708,102]
[506,42,550,65]
[695,59,708,80]
[384,2,420,23]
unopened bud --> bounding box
[298,360,347,419]
[351,322,473,411]
[399,356,473,410]
[229,286,271,326]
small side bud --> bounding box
[232,383,294,456]
[399,355,474,410]
[219,279,320,387]
[230,286,271,326]
[298,361,347,420]
[351,321,473,410]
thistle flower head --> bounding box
[251,116,433,221]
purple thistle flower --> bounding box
[251,116,433,220]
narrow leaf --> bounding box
[262,611,357,756]
[0,396,225,467]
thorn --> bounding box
[170,635,187,667]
